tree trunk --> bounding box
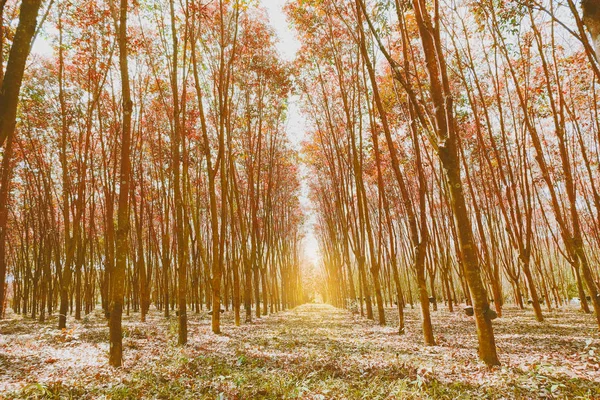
[411,0,500,365]
[0,0,43,147]
[109,0,133,367]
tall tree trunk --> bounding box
[0,0,43,147]
[0,0,43,319]
[0,135,13,318]
[411,0,500,365]
[169,0,187,346]
[109,0,133,367]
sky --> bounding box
[260,0,300,62]
[260,0,321,267]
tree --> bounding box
[109,0,133,367]
[0,0,43,319]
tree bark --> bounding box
[109,0,133,367]
[0,0,43,147]
[411,0,500,365]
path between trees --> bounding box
[1,303,600,398]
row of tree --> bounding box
[0,0,305,367]
[293,0,600,366]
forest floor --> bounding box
[1,303,600,399]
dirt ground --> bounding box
[1,302,599,399]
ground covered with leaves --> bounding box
[1,303,599,399]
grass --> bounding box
[1,303,600,399]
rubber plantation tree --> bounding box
[0,0,44,319]
[349,0,500,365]
[109,0,133,367]
[1,0,306,341]
[445,10,542,322]
[408,0,500,366]
[355,0,435,343]
[0,0,43,147]
[481,0,600,329]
